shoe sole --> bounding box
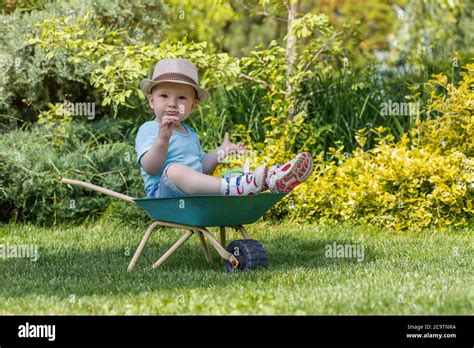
[272,152,313,193]
[255,166,268,194]
[241,165,268,196]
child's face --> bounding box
[148,82,197,122]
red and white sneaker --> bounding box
[264,152,313,193]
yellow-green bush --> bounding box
[220,64,473,231]
[287,64,473,230]
[412,65,474,157]
[289,137,472,230]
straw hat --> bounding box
[140,58,208,103]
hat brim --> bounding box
[140,79,208,104]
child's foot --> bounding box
[264,152,313,193]
[220,165,268,196]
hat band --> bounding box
[153,72,198,86]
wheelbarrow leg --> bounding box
[236,225,250,239]
[128,221,161,272]
[219,227,226,247]
[152,230,194,269]
[197,228,239,270]
[197,231,213,264]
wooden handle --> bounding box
[61,178,134,203]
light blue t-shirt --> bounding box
[135,121,207,197]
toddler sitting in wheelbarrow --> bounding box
[135,58,314,198]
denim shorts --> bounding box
[149,163,187,199]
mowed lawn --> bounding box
[0,221,472,315]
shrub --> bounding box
[300,67,421,154]
[277,65,474,231]
[0,119,144,225]
[288,136,472,230]
[213,63,473,231]
[411,64,474,157]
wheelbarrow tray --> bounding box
[61,178,288,271]
[134,193,287,227]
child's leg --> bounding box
[165,163,220,195]
[165,163,267,196]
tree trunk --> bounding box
[285,0,301,121]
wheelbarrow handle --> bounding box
[61,178,134,203]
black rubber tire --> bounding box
[223,239,268,272]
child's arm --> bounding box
[141,115,179,175]
[202,132,247,175]
[141,137,169,176]
[201,147,224,175]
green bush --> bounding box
[0,119,144,224]
[412,67,474,158]
[300,67,422,154]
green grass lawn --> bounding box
[0,221,472,315]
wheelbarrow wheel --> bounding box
[223,239,268,272]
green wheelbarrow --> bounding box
[61,178,287,272]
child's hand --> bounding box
[220,132,247,158]
[158,115,179,141]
